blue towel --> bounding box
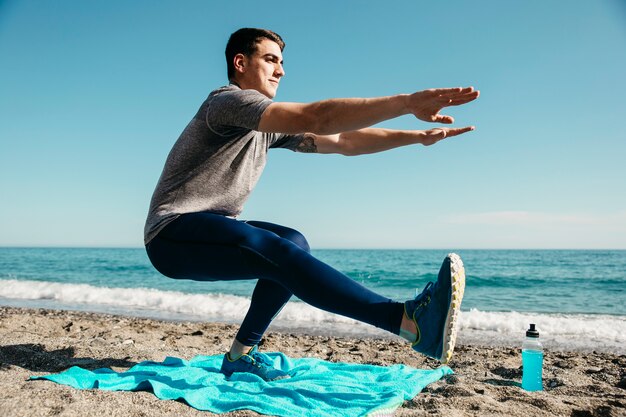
[31,352,452,417]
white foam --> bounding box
[458,309,626,353]
[1,279,624,353]
[0,279,252,321]
[0,278,366,328]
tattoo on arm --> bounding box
[296,134,318,153]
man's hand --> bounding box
[420,126,475,146]
[407,87,479,124]
[304,126,476,155]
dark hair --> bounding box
[225,28,285,80]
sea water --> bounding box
[0,248,624,353]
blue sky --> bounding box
[1,0,625,249]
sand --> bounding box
[0,306,624,417]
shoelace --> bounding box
[249,350,274,368]
[413,282,433,309]
[235,348,273,370]
[248,349,291,380]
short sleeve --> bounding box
[269,133,306,151]
[205,88,272,134]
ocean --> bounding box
[0,248,624,354]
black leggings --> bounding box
[145,212,404,346]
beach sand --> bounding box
[0,306,624,417]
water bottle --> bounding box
[522,323,543,391]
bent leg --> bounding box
[235,221,310,346]
[236,278,291,345]
[146,212,404,337]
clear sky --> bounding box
[1,0,625,249]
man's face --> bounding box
[236,39,285,99]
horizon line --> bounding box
[1,245,625,251]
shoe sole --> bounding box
[439,253,465,364]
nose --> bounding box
[275,63,285,78]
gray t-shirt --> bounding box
[143,84,305,244]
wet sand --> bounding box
[0,306,624,416]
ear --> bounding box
[233,53,247,75]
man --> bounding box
[145,28,479,381]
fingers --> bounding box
[429,126,474,137]
[428,86,477,96]
[422,126,475,146]
[411,86,479,124]
[428,87,463,95]
[427,87,479,111]
[446,91,480,107]
[432,114,454,124]
[432,87,479,102]
[446,126,475,136]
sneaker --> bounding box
[220,345,290,381]
[404,253,465,364]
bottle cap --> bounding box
[526,323,539,338]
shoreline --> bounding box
[1,306,625,416]
[2,295,624,355]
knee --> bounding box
[281,229,311,253]
[241,227,311,259]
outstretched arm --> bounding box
[258,87,479,135]
[295,126,476,156]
